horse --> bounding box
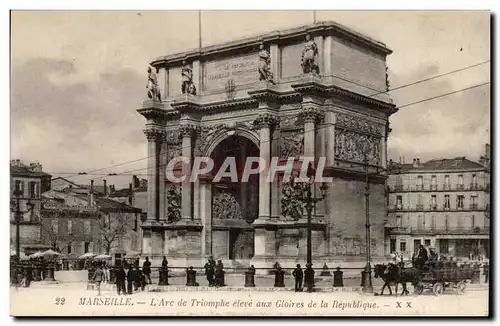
[388,264,423,295]
[374,264,395,295]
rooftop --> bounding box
[73,193,142,213]
[388,157,486,173]
[10,163,51,178]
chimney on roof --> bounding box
[128,183,133,206]
[403,156,405,164]
[88,180,95,208]
[103,179,107,197]
[140,178,147,190]
[416,158,421,166]
[412,158,417,167]
[133,175,140,189]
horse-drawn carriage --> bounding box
[416,260,473,295]
[375,248,473,296]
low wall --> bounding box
[54,270,88,283]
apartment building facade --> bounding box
[386,154,490,259]
[10,160,52,254]
[41,179,143,266]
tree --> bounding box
[40,207,69,252]
[98,212,131,255]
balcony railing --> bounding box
[469,183,480,190]
[386,225,489,235]
[388,184,485,192]
[388,205,487,212]
[470,203,478,210]
[408,226,489,235]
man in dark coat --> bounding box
[204,256,216,287]
[292,264,303,292]
[126,264,134,295]
[115,265,126,295]
[215,260,225,287]
[135,266,145,291]
[415,245,428,270]
[161,256,169,285]
[483,263,489,283]
[142,257,152,285]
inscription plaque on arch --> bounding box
[202,53,258,91]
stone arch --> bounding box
[204,126,260,158]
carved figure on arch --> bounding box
[280,134,304,159]
[181,60,197,95]
[258,43,274,84]
[166,185,181,223]
[212,191,243,220]
[301,34,319,75]
[146,66,162,102]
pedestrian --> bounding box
[292,264,303,292]
[25,262,33,288]
[134,266,143,291]
[483,263,489,283]
[204,256,215,286]
[126,264,134,295]
[304,263,315,291]
[115,264,126,295]
[215,260,225,287]
[161,256,169,285]
[92,262,105,296]
[142,257,152,285]
[103,262,110,283]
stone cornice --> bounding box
[292,78,397,116]
[247,83,282,102]
[151,22,392,68]
[199,98,257,112]
[163,79,396,116]
[324,166,388,184]
[137,106,167,121]
[169,95,201,114]
[252,218,328,230]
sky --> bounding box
[10,11,491,188]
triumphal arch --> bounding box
[138,22,397,270]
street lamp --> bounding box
[361,152,373,293]
[360,142,382,294]
[10,183,35,260]
[292,165,328,293]
[282,165,328,292]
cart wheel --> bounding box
[457,281,466,295]
[432,282,444,295]
[414,284,424,294]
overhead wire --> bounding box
[44,60,490,181]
